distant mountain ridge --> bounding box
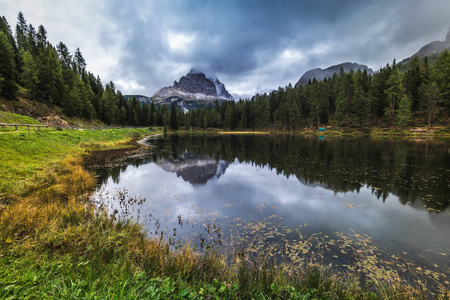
[126,70,233,112]
[295,62,374,87]
[400,29,450,65]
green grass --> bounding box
[0,111,43,125]
[0,128,150,199]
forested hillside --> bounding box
[194,55,450,131]
[177,56,449,131]
[0,12,158,126]
[1,12,449,131]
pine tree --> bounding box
[98,82,119,124]
[431,49,450,113]
[20,49,39,95]
[74,47,86,74]
[37,25,47,47]
[404,56,423,112]
[15,12,27,50]
[161,104,170,127]
[27,24,37,54]
[56,42,72,69]
[353,84,369,129]
[149,102,155,125]
[0,31,17,98]
[335,70,355,125]
[420,82,440,132]
[397,95,411,129]
[385,66,406,127]
[353,69,371,129]
[0,16,16,48]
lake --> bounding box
[92,134,450,280]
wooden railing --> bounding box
[0,123,127,131]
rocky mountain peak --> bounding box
[150,70,234,111]
[155,69,233,102]
[174,70,216,96]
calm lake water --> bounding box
[92,134,450,275]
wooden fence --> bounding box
[0,123,126,131]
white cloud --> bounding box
[167,30,196,53]
[115,79,146,92]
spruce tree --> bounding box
[0,31,17,98]
[20,49,39,95]
[420,82,440,132]
[15,12,27,50]
[74,47,86,74]
[385,66,406,127]
[397,95,411,129]
[431,49,450,113]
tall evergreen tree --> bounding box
[353,84,369,129]
[404,56,423,112]
[420,82,440,132]
[397,95,412,129]
[74,47,86,74]
[335,69,355,125]
[431,49,450,113]
[15,12,27,50]
[26,24,37,54]
[385,66,406,127]
[0,31,17,98]
[20,49,39,95]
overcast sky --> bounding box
[1,0,450,99]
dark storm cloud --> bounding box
[8,0,446,97]
[100,0,449,97]
[107,0,365,70]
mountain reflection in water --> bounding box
[157,152,229,185]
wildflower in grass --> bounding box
[5,238,11,244]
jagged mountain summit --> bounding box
[400,28,450,64]
[149,70,233,111]
[295,62,374,87]
[126,70,234,112]
[173,69,233,99]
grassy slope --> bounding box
[0,88,106,127]
[0,129,149,198]
[0,111,44,125]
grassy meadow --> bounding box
[0,123,448,299]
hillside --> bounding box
[400,29,450,65]
[0,88,104,127]
[295,62,374,87]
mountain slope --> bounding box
[400,29,450,65]
[295,62,374,87]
